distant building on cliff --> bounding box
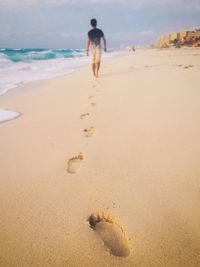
[155,28,200,48]
[169,32,178,42]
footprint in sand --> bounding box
[84,126,95,137]
[88,95,95,100]
[67,153,84,173]
[176,64,194,69]
[80,113,90,120]
[184,65,194,69]
[90,102,96,107]
[88,212,130,257]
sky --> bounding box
[0,0,200,48]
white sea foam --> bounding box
[0,108,20,123]
[0,48,126,123]
[0,56,90,96]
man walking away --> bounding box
[86,18,107,78]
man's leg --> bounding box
[95,62,100,78]
[92,63,96,77]
[91,48,96,77]
[95,49,101,78]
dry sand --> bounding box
[0,48,200,266]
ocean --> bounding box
[0,48,118,123]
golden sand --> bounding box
[0,48,200,266]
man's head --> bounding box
[90,18,97,28]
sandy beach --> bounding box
[0,48,200,266]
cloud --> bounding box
[141,30,154,35]
[1,0,200,48]
[1,0,199,9]
[184,4,200,12]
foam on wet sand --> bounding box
[0,108,20,123]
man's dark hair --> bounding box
[90,18,97,27]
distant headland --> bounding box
[155,29,200,48]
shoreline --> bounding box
[0,48,200,266]
[0,48,124,99]
[0,50,126,123]
[0,63,90,123]
[1,46,198,101]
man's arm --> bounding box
[86,38,90,56]
[103,36,107,52]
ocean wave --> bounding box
[0,53,9,61]
[0,48,85,63]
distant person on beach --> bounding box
[86,18,107,78]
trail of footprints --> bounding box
[66,82,131,258]
[67,61,198,256]
[67,86,97,174]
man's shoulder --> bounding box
[88,29,93,34]
[96,28,104,34]
[88,28,104,35]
